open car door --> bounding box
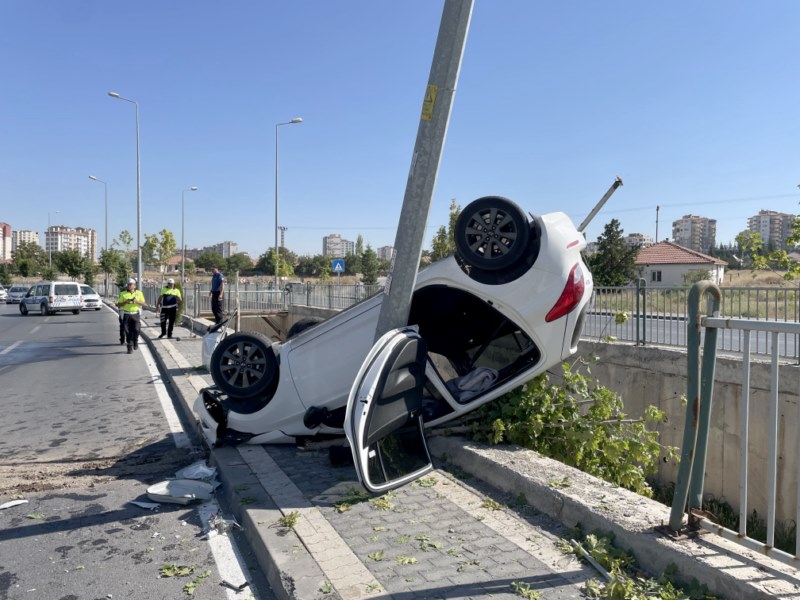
[344,327,434,493]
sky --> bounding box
[2,1,799,260]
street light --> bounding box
[47,210,60,269]
[89,175,108,295]
[275,117,302,282]
[181,186,198,286]
[108,91,142,286]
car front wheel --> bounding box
[20,303,28,316]
[454,196,530,271]
[210,331,278,400]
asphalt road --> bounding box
[0,300,272,600]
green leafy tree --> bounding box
[12,241,47,277]
[0,264,12,286]
[226,253,253,276]
[54,249,89,280]
[195,251,225,271]
[347,235,364,275]
[114,230,133,251]
[736,220,800,280]
[144,229,178,277]
[431,199,461,262]
[586,219,640,286]
[466,360,676,496]
[83,263,98,286]
[361,245,379,285]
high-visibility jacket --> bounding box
[159,287,182,309]
[117,290,145,314]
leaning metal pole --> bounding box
[374,0,473,341]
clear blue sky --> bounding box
[2,1,798,259]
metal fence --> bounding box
[583,281,800,360]
[132,282,384,318]
[668,282,800,568]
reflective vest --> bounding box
[160,287,182,308]
[117,290,144,313]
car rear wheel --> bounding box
[19,303,28,316]
[210,331,278,400]
[72,310,80,315]
[455,196,530,271]
[41,303,50,316]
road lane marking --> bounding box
[0,341,22,355]
[140,343,190,449]
[31,325,41,334]
[197,501,261,600]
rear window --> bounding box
[11,287,27,293]
[80,286,96,295]
[54,284,80,295]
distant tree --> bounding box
[195,251,225,271]
[347,235,364,275]
[430,199,461,262]
[0,264,12,286]
[144,229,177,277]
[12,241,47,277]
[736,218,800,280]
[361,245,379,285]
[226,253,253,276]
[586,219,640,286]
[54,249,89,280]
[114,230,133,251]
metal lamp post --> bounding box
[47,210,60,270]
[88,175,108,295]
[108,91,142,286]
[275,117,302,283]
[181,186,198,287]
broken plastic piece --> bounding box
[129,501,161,510]
[0,499,28,510]
[220,580,250,592]
[207,511,241,535]
[175,460,217,480]
[146,479,214,505]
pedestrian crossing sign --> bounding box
[332,259,345,273]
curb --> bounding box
[140,310,800,600]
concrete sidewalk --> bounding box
[137,312,800,600]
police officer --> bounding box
[156,278,182,339]
[115,278,145,354]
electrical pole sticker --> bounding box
[421,84,438,121]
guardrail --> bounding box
[583,281,800,361]
[667,281,800,568]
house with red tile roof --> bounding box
[635,241,726,286]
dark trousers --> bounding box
[160,307,177,337]
[119,314,125,343]
[211,291,223,324]
[122,312,141,348]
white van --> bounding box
[19,281,82,316]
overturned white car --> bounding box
[194,196,593,491]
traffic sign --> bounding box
[332,259,345,273]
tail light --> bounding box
[546,263,585,322]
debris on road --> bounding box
[0,499,28,510]
[146,479,214,505]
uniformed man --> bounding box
[115,278,145,354]
[156,278,182,339]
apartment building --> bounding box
[746,210,796,250]
[45,226,97,262]
[12,229,40,253]
[0,223,10,261]
[672,215,716,253]
[322,234,355,258]
[623,233,654,249]
[376,245,395,262]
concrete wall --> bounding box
[574,340,800,524]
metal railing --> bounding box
[668,282,800,568]
[583,282,800,360]
[128,282,384,318]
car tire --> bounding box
[20,303,28,316]
[72,310,80,315]
[41,303,50,316]
[210,331,278,400]
[286,317,322,340]
[454,196,530,271]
